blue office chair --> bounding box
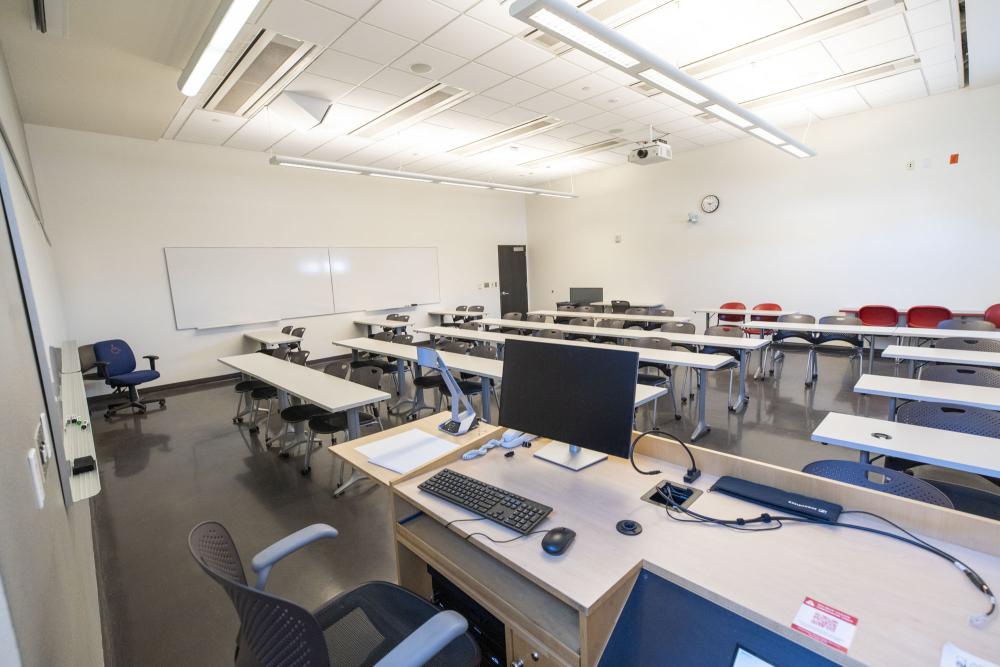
[802,460,953,508]
[188,522,479,667]
[93,339,164,419]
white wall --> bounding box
[25,125,528,389]
[526,83,1000,322]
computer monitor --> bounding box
[568,287,603,306]
[499,339,639,471]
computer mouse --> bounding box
[541,527,576,556]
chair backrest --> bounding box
[649,308,674,317]
[569,317,594,326]
[78,344,97,373]
[749,303,781,323]
[281,326,293,334]
[630,337,671,351]
[920,364,1000,388]
[470,344,498,360]
[858,305,899,327]
[188,522,330,667]
[718,301,746,322]
[455,305,468,312]
[556,305,573,312]
[802,461,953,508]
[441,341,471,354]
[937,318,997,331]
[525,314,547,323]
[896,401,1000,438]
[705,325,742,338]
[392,334,413,345]
[290,327,306,338]
[502,312,523,320]
[660,321,696,335]
[371,331,393,342]
[907,305,952,328]
[324,361,351,379]
[458,322,479,330]
[611,300,630,313]
[351,365,384,390]
[287,350,310,366]
[819,315,861,326]
[271,347,291,361]
[625,307,649,315]
[575,305,594,313]
[597,319,624,329]
[386,313,410,322]
[986,304,1000,329]
[536,329,566,340]
[933,337,1000,353]
[93,339,137,376]
[467,305,485,313]
[778,313,815,324]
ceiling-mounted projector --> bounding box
[628,139,672,165]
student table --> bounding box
[353,316,413,337]
[243,329,301,349]
[739,321,900,375]
[427,309,487,325]
[853,374,1000,420]
[528,309,690,324]
[590,299,663,311]
[881,345,1000,378]
[812,411,1000,472]
[693,307,799,330]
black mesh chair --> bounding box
[611,300,630,314]
[351,331,393,369]
[937,319,997,331]
[281,325,293,334]
[303,366,385,476]
[382,314,410,334]
[234,347,290,425]
[934,337,1000,353]
[629,337,679,422]
[188,522,478,667]
[273,362,352,458]
[248,350,308,435]
[289,327,306,350]
[410,342,482,418]
[802,460,953,508]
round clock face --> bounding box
[701,195,720,213]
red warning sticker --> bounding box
[791,597,858,653]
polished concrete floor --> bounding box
[91,346,889,666]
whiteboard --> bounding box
[165,247,335,329]
[329,247,440,313]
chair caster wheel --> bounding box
[301,467,311,475]
[674,414,682,420]
[104,412,112,420]
[279,452,289,459]
[233,417,243,424]
[406,414,417,422]
[159,400,166,407]
[249,426,259,434]
[768,370,774,376]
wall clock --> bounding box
[701,194,720,213]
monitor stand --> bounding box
[533,442,607,471]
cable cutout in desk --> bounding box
[654,486,996,626]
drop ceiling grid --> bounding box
[169,0,963,183]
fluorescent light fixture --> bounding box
[352,84,471,140]
[520,138,627,168]
[370,173,434,183]
[530,9,639,68]
[269,155,576,197]
[451,116,563,156]
[705,104,753,128]
[509,0,817,158]
[639,69,707,104]
[749,128,784,145]
[178,0,262,97]
[780,145,811,158]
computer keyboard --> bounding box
[419,468,552,534]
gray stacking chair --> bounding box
[443,305,468,327]
[937,318,997,331]
[525,313,546,323]
[535,329,566,340]
[649,308,674,317]
[245,348,298,434]
[933,337,1000,353]
[502,312,523,320]
[288,326,306,350]
[700,325,743,409]
[575,305,595,313]
[767,313,816,378]
[188,521,479,667]
[280,325,293,334]
[802,460,953,508]
[659,321,697,397]
[568,317,594,327]
[625,307,649,316]
[610,300,630,314]
[805,315,864,387]
[919,364,1000,387]
[304,365,385,477]
[629,337,679,423]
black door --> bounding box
[497,245,528,315]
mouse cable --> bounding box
[629,428,701,483]
[464,529,548,544]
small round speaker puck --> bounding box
[616,520,642,536]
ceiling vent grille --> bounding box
[451,116,564,156]
[519,137,627,167]
[629,80,661,97]
[204,29,319,117]
[351,84,472,139]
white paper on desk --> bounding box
[356,430,459,475]
[940,642,999,667]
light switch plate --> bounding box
[27,448,45,509]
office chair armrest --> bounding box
[373,610,468,667]
[143,355,159,370]
[94,361,110,379]
[250,523,338,590]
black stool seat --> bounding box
[637,371,667,385]
[250,386,278,400]
[280,404,327,423]
[413,375,447,389]
[308,411,378,434]
[235,379,268,393]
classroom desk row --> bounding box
[528,309,689,324]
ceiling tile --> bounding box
[598,67,638,86]
[257,0,354,46]
[362,0,459,41]
[453,95,510,118]
[559,49,607,73]
[615,97,668,119]
[391,44,466,78]
[175,110,246,145]
[426,15,510,59]
[467,0,531,34]
[309,0,379,19]
[555,101,602,122]
[519,58,589,88]
[482,77,546,104]
[309,50,383,84]
[786,0,857,21]
[333,22,417,64]
[543,123,590,140]
[519,90,575,114]
[555,72,618,100]
[476,39,553,76]
[917,43,956,66]
[339,86,401,111]
[912,23,953,52]
[856,69,927,107]
[921,59,958,82]
[703,42,842,102]
[490,106,542,125]
[577,111,626,131]
[586,86,646,111]
[441,62,510,92]
[802,87,869,118]
[435,0,479,10]
[308,134,372,160]
[319,104,379,133]
[905,0,951,32]
[285,72,354,104]
[271,126,342,156]
[823,15,910,61]
[225,109,296,151]
[364,68,431,96]
[753,100,813,127]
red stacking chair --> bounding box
[985,304,1000,329]
[744,303,781,336]
[718,301,746,323]
[858,305,899,327]
[907,306,952,329]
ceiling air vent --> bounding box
[520,138,627,167]
[629,80,662,97]
[204,29,319,117]
[451,116,564,156]
[351,84,473,139]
